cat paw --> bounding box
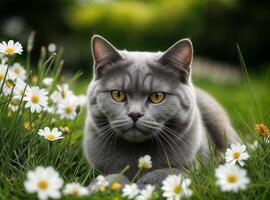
[137,168,182,188]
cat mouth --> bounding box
[126,124,144,132]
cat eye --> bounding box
[111,90,126,102]
[149,92,165,104]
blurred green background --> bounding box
[0,0,269,72]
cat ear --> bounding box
[91,35,122,78]
[159,39,193,82]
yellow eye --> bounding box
[111,90,126,102]
[149,92,165,104]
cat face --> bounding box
[89,35,195,142]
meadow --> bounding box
[0,39,269,200]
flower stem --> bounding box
[67,114,78,147]
[131,168,142,183]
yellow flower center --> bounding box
[70,189,80,196]
[5,81,13,88]
[20,90,24,96]
[0,73,3,80]
[111,182,121,190]
[227,174,237,183]
[14,68,20,75]
[99,186,105,192]
[173,185,181,194]
[233,151,240,159]
[31,95,40,103]
[47,133,56,141]
[38,180,48,190]
[61,91,67,98]
[31,76,38,84]
[24,122,30,130]
[65,105,72,113]
[5,47,14,54]
[11,99,19,106]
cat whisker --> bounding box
[158,124,193,158]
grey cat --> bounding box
[84,35,240,187]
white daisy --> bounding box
[24,86,48,113]
[38,127,63,141]
[57,99,77,120]
[90,175,109,192]
[43,105,57,114]
[0,64,9,83]
[3,79,16,96]
[50,84,74,103]
[14,79,27,99]
[136,184,155,200]
[0,66,16,96]
[8,97,20,112]
[138,155,152,169]
[161,174,192,200]
[48,43,57,53]
[42,77,53,87]
[11,62,26,80]
[122,183,140,199]
[0,40,23,55]
[76,95,87,107]
[225,143,249,166]
[63,183,89,197]
[24,166,63,200]
[215,164,250,192]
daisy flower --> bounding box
[24,166,63,200]
[14,79,27,99]
[11,62,26,80]
[38,127,63,141]
[122,183,140,199]
[50,84,74,103]
[63,183,89,197]
[42,77,53,87]
[138,155,152,169]
[90,175,109,192]
[0,40,23,56]
[43,105,57,114]
[57,99,77,120]
[215,164,250,192]
[8,97,20,112]
[161,174,192,200]
[24,86,48,113]
[0,64,9,83]
[48,43,57,53]
[2,77,16,96]
[225,143,249,166]
[136,184,155,200]
[76,95,87,106]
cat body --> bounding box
[84,36,240,186]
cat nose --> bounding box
[128,112,143,122]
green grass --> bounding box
[0,43,269,200]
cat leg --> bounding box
[136,168,182,188]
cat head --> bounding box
[89,35,195,142]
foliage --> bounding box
[1,0,270,71]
